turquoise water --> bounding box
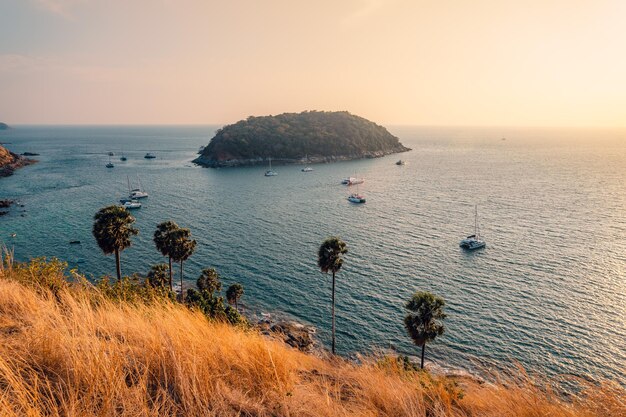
[1,125,624,384]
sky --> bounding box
[0,0,625,127]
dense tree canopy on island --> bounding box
[193,111,410,167]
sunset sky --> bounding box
[1,0,625,126]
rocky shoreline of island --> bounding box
[193,147,409,168]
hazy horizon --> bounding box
[1,1,625,127]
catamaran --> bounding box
[460,205,486,250]
[127,175,148,199]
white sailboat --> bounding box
[106,155,114,168]
[301,155,313,172]
[460,205,486,250]
[264,157,278,176]
[128,175,148,199]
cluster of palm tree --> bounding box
[153,220,196,300]
[318,236,446,367]
[93,207,446,365]
[92,208,196,299]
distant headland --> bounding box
[0,122,9,130]
[0,144,37,177]
[193,111,410,168]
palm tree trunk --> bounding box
[115,248,121,282]
[180,260,184,302]
[332,271,336,355]
[420,343,426,369]
[168,256,173,292]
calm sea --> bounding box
[1,125,624,384]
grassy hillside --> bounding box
[0,257,623,416]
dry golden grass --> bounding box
[0,258,624,416]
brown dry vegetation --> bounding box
[0,257,624,416]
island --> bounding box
[193,111,410,168]
[0,144,37,177]
[0,122,8,130]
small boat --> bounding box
[396,160,406,165]
[69,240,81,245]
[264,157,278,176]
[106,156,114,168]
[342,173,364,185]
[108,151,114,156]
[120,151,127,161]
[460,205,486,250]
[347,193,366,204]
[144,153,156,159]
[121,200,142,210]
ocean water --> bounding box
[1,125,624,385]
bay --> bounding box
[1,125,624,384]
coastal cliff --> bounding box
[0,145,36,177]
[0,122,9,130]
[193,111,410,168]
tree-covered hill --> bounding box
[193,111,410,167]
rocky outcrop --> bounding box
[257,319,317,352]
[0,145,36,177]
[0,123,8,130]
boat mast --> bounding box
[127,175,131,195]
[137,174,144,192]
[475,205,479,238]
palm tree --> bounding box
[92,206,138,281]
[153,221,179,291]
[170,227,196,301]
[404,291,446,369]
[197,268,221,297]
[146,263,169,288]
[317,236,348,355]
[226,283,244,312]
